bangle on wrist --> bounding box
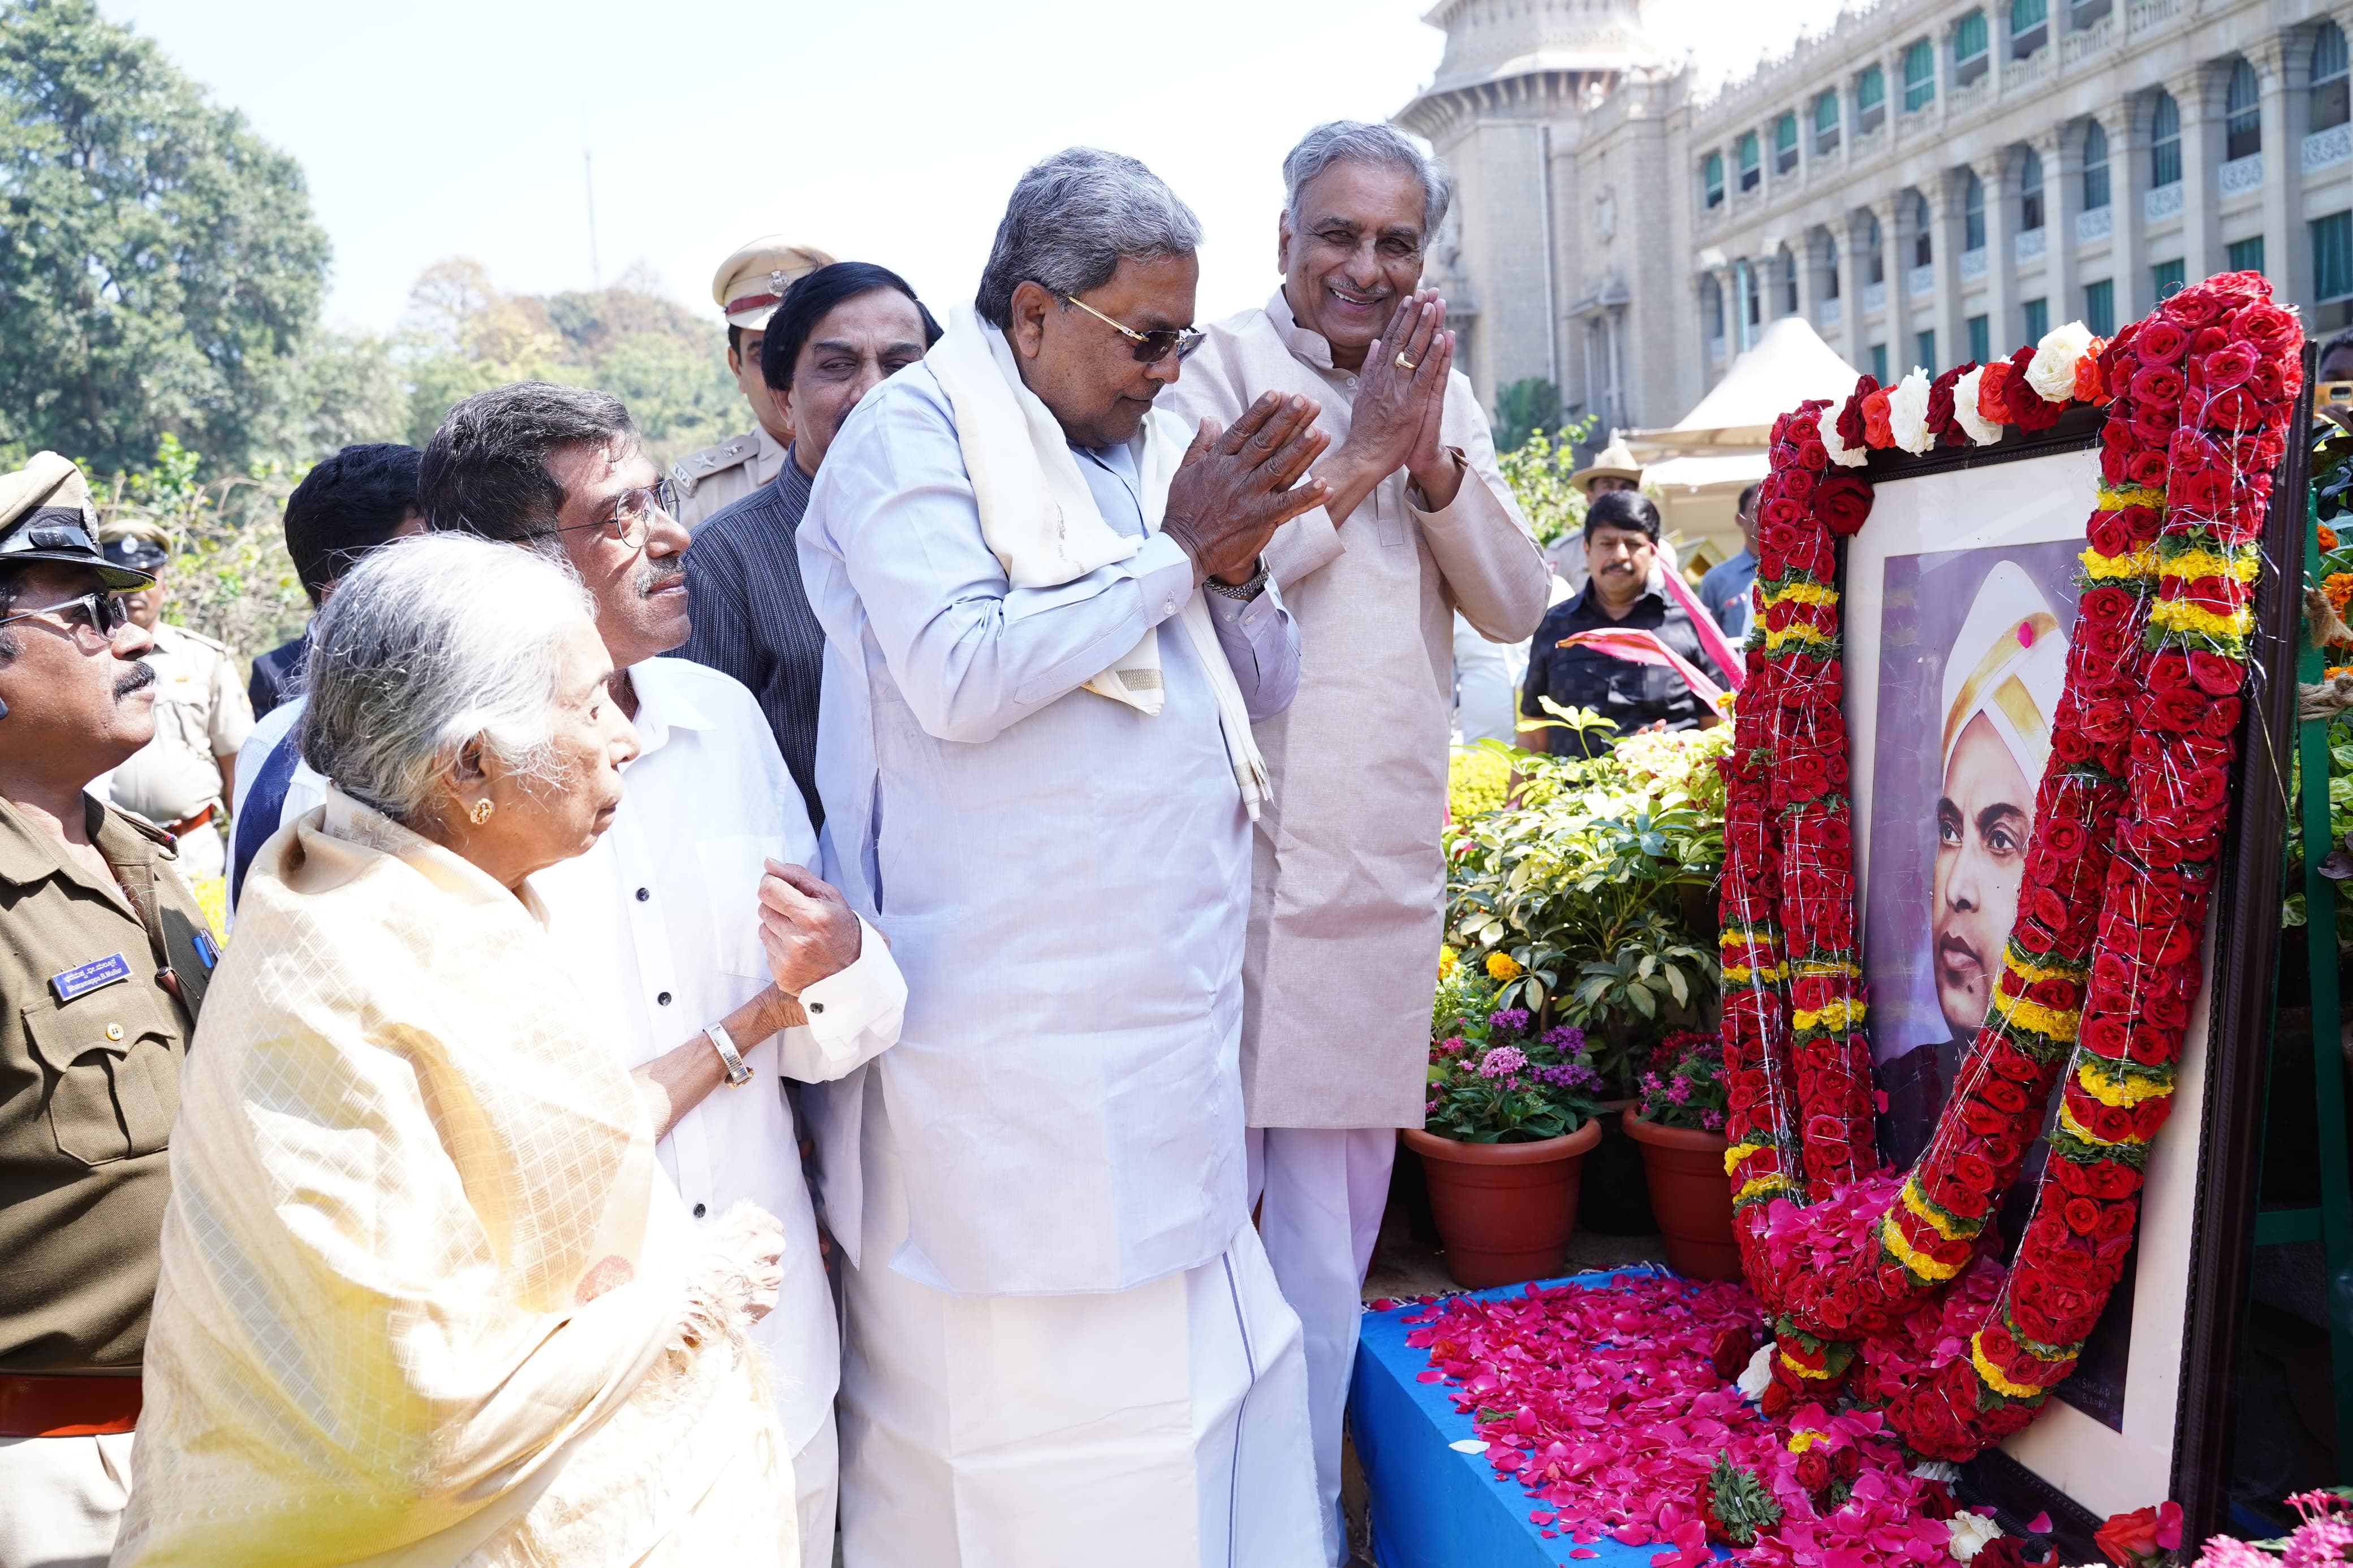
[705,1022,753,1087]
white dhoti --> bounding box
[838,1087,1321,1568]
[0,1432,132,1568]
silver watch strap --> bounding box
[705,1022,753,1087]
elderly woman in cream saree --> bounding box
[114,536,795,1567]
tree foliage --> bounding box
[0,0,330,475]
[93,432,304,659]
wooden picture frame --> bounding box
[1830,356,2308,1555]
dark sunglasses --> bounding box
[0,589,133,640]
[1061,293,1205,364]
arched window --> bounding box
[1857,65,1887,132]
[2314,20,2350,131]
[1705,276,1725,343]
[2010,0,2048,57]
[1778,244,1799,313]
[1904,39,1936,110]
[2083,119,2111,208]
[1738,131,1761,192]
[2151,90,2182,187]
[1814,90,1841,154]
[1954,11,1989,85]
[1911,190,1933,267]
[1744,264,1762,327]
[1963,170,1986,251]
[2225,58,2260,159]
[1774,111,1799,174]
[1861,209,1885,285]
[1704,152,1725,209]
[1823,232,1842,299]
[2020,146,2045,229]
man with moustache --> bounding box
[421,383,910,1559]
[1160,120,1548,1563]
[680,262,941,824]
[1520,489,1729,757]
[799,147,1327,1565]
[0,455,218,1568]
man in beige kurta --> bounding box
[1162,120,1549,1565]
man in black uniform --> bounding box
[1519,488,1730,755]
[0,453,216,1568]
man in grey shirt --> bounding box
[678,263,940,826]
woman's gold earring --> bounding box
[469,798,494,826]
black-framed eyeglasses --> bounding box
[0,589,133,642]
[537,478,679,550]
[1059,293,1205,364]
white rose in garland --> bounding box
[1821,409,1869,467]
[1887,368,1936,454]
[1951,366,2005,446]
[2025,320,2097,404]
[1945,1511,2004,1562]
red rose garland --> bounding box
[1714,272,2300,1459]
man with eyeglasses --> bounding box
[798,148,1328,1565]
[93,517,252,887]
[0,454,219,1568]
[419,381,907,1562]
[1159,120,1549,1566]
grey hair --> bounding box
[298,533,597,822]
[974,148,1204,328]
[1282,121,1453,236]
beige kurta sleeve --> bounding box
[1411,374,1550,645]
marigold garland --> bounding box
[1715,271,2302,1460]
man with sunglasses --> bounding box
[0,454,219,1568]
[1162,122,1550,1565]
[798,148,1330,1567]
[420,382,907,1561]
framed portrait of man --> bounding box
[1835,410,2303,1537]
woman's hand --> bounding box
[703,1202,785,1323]
[758,861,862,994]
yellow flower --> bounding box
[1485,952,1524,982]
[1438,946,1459,980]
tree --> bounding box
[0,0,330,475]
[1493,377,1563,454]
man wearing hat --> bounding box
[95,520,251,883]
[0,455,217,1567]
[670,237,837,532]
[1568,434,1644,497]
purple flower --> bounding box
[1479,1046,1528,1079]
[1667,1075,1693,1104]
[1488,1008,1532,1035]
[1640,1070,1664,1096]
[1702,1108,1725,1131]
[1438,1035,1468,1056]
[1541,1025,1587,1052]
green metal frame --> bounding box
[2251,493,2353,1470]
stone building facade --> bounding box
[1398,0,2353,432]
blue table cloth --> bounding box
[1349,1267,1714,1567]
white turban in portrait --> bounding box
[1941,559,2071,784]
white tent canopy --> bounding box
[1630,317,1863,457]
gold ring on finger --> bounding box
[1395,352,1417,370]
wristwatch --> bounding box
[1206,560,1270,601]
[705,1022,753,1088]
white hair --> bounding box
[298,533,597,822]
[1283,120,1452,235]
[974,147,1203,328]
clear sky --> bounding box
[104,0,1847,337]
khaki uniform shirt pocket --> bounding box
[23,987,181,1167]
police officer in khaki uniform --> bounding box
[669,237,835,532]
[95,519,251,883]
[0,454,216,1568]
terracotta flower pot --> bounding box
[1577,1096,1658,1236]
[1401,1118,1604,1289]
[1623,1108,1742,1281]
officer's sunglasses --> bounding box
[1060,293,1205,364]
[535,478,679,551]
[0,589,133,643]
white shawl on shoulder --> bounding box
[926,305,1270,818]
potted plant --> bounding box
[1623,1029,1741,1280]
[1405,958,1606,1288]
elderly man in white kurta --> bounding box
[798,148,1335,1566]
[1164,121,1551,1565]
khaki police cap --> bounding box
[0,452,154,590]
[712,239,837,330]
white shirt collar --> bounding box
[622,657,720,761]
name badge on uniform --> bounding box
[50,953,132,1004]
